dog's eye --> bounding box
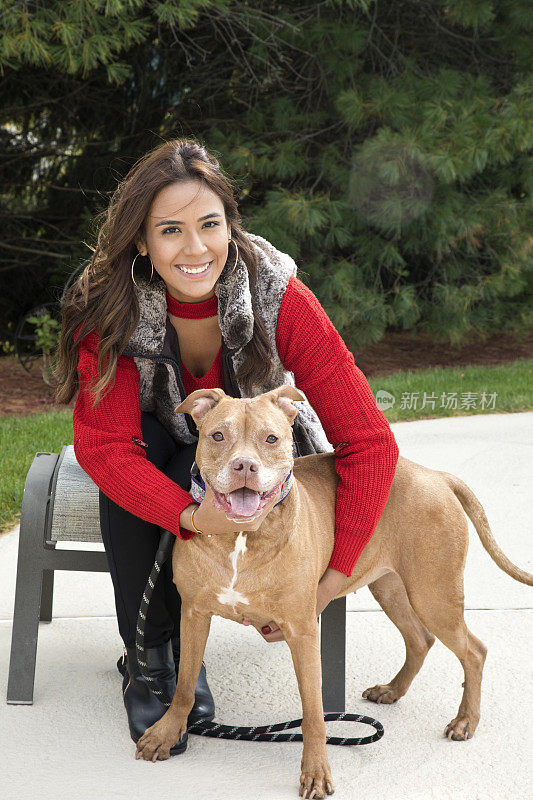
[266,435,278,444]
[212,432,224,441]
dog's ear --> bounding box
[174,388,227,426]
[266,385,306,424]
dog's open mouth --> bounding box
[212,482,282,520]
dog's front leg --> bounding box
[283,619,334,799]
[135,608,212,762]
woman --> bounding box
[53,137,399,757]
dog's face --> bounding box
[175,386,304,522]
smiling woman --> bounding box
[51,136,320,758]
[53,137,275,408]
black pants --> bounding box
[99,411,197,649]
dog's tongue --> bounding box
[227,487,261,517]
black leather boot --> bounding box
[172,639,215,727]
[122,639,187,755]
[118,638,215,728]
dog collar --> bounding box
[189,460,293,507]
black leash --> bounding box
[135,530,384,747]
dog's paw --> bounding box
[299,756,334,799]
[135,716,186,762]
[362,683,400,704]
[444,715,477,741]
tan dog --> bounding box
[135,386,533,797]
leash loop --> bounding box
[187,713,384,746]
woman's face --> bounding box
[137,180,232,303]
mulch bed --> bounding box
[1,328,532,418]
[354,327,533,377]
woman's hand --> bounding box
[181,481,282,536]
[243,567,347,643]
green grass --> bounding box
[0,409,74,535]
[1,360,532,535]
[367,360,533,422]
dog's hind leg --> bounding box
[363,571,436,704]
[404,578,487,740]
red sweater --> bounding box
[73,275,399,576]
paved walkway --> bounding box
[1,413,532,800]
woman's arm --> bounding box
[73,329,196,540]
[276,275,399,578]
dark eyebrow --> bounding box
[154,212,222,227]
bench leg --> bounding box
[40,568,55,622]
[7,561,44,704]
[320,596,346,713]
[7,452,58,705]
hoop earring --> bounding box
[131,252,154,288]
[228,239,238,275]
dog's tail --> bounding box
[443,472,533,586]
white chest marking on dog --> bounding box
[217,531,249,613]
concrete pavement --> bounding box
[1,412,532,800]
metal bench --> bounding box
[6,445,346,711]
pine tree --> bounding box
[1,0,531,351]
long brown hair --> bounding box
[52,138,274,408]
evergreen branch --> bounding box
[46,184,102,194]
[0,241,71,258]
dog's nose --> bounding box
[231,457,259,478]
